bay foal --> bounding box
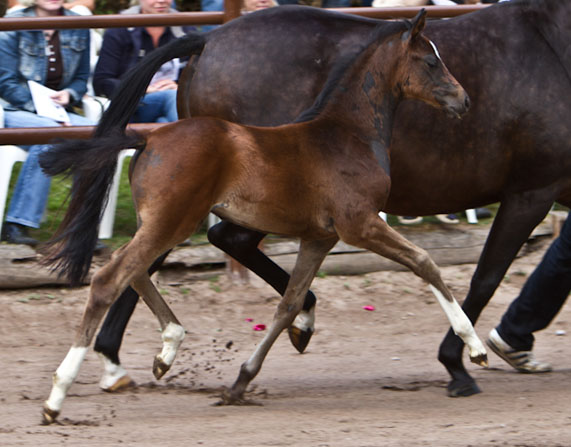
[41,11,485,423]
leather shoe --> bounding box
[1,222,39,247]
[475,207,493,219]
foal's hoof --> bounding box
[41,404,59,425]
[101,374,136,393]
[470,352,489,368]
[447,379,481,398]
[288,326,313,354]
[153,355,171,380]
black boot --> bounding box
[1,223,39,247]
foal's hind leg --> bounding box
[42,242,158,424]
[337,213,488,367]
[131,274,185,380]
[221,236,338,404]
[96,251,172,392]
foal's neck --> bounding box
[319,42,403,147]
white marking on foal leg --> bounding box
[44,347,88,417]
[292,305,315,332]
[98,353,131,391]
[153,322,185,379]
[429,285,488,366]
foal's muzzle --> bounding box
[440,91,470,119]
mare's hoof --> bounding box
[101,374,136,393]
[288,326,313,354]
[153,356,171,380]
[447,379,481,398]
[41,404,59,425]
[470,353,489,368]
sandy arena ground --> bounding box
[1,237,570,446]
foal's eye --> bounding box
[424,55,438,68]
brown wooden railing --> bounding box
[0,0,487,145]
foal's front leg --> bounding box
[337,213,488,367]
[221,237,338,404]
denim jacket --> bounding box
[0,7,90,113]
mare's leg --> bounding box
[221,236,338,404]
[43,240,173,424]
[95,251,171,391]
[336,213,488,366]
[208,221,317,352]
[438,193,555,397]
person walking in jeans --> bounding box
[0,0,93,246]
[487,213,571,373]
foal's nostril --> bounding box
[464,96,471,110]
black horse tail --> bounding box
[39,32,207,285]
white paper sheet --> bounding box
[27,80,70,123]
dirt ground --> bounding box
[1,236,570,446]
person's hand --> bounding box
[50,90,71,107]
[146,80,177,93]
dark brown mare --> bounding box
[87,0,571,399]
[40,12,488,423]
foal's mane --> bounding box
[294,19,409,124]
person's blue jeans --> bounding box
[497,213,571,351]
[201,0,224,32]
[4,109,94,228]
[132,90,178,124]
[322,0,352,7]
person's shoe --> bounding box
[1,223,39,247]
[398,216,423,225]
[486,328,552,373]
[475,207,493,219]
[435,214,459,224]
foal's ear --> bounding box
[402,9,427,42]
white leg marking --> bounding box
[157,322,185,367]
[429,285,487,360]
[292,306,315,332]
[45,347,88,413]
[98,353,129,390]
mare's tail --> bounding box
[39,32,207,285]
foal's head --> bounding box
[392,10,470,118]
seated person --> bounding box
[0,0,93,246]
[92,0,195,124]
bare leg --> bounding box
[337,213,488,366]
[221,237,338,404]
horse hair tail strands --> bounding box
[38,33,208,285]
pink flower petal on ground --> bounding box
[362,305,375,311]
[253,324,266,331]
[245,318,254,322]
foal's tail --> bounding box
[39,32,207,285]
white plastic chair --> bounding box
[0,145,28,236]
[98,149,136,239]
